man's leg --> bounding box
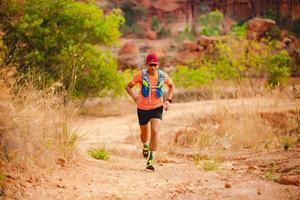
[140,123,150,158]
[140,123,149,144]
[149,118,161,151]
[146,118,161,170]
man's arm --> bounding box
[164,80,175,111]
[125,81,139,103]
[166,81,174,102]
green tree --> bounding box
[120,0,146,36]
[199,10,224,36]
[151,16,160,32]
[1,0,124,97]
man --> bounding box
[125,54,175,171]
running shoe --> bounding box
[146,160,155,171]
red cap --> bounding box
[146,54,159,64]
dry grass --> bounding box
[0,68,79,197]
[173,100,300,153]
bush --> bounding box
[121,23,144,37]
[199,10,224,36]
[2,0,124,97]
[171,65,213,88]
[157,27,171,38]
[291,19,300,38]
[88,147,110,160]
[121,0,147,27]
[267,25,281,40]
[151,16,160,32]
[176,27,196,42]
[267,51,291,87]
[231,23,246,38]
[173,37,292,89]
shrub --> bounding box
[231,23,246,38]
[173,37,292,89]
[157,27,171,38]
[291,19,300,37]
[267,25,281,40]
[176,27,196,42]
[199,10,224,36]
[171,65,213,88]
[88,147,110,160]
[2,0,124,97]
[151,16,160,32]
[267,51,291,87]
[121,23,144,37]
[121,0,147,27]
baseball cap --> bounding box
[146,54,159,64]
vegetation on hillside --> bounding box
[1,0,124,98]
[199,10,224,37]
[172,36,292,89]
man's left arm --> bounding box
[164,73,175,110]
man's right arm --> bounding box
[125,81,138,103]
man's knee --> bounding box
[151,127,159,135]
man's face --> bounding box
[147,63,159,74]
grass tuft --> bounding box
[88,147,110,160]
[194,155,220,171]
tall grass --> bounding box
[0,68,79,197]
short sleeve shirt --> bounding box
[131,70,173,110]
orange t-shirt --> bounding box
[131,71,172,110]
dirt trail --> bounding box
[24,98,300,200]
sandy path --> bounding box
[24,98,300,200]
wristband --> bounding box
[167,98,172,103]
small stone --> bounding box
[225,183,231,188]
[279,175,300,186]
[57,158,66,168]
[257,188,262,195]
[56,184,66,189]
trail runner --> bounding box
[125,53,175,171]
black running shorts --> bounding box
[137,106,163,125]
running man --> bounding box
[125,54,175,171]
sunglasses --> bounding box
[149,63,158,67]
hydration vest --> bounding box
[141,69,164,99]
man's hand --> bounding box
[164,100,171,111]
[134,95,142,104]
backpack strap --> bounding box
[141,69,150,97]
[156,70,164,98]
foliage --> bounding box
[151,16,160,32]
[176,27,196,42]
[194,155,220,171]
[245,39,291,87]
[120,0,146,27]
[231,23,246,38]
[1,0,124,97]
[199,10,224,36]
[88,147,110,160]
[119,0,147,37]
[291,19,300,38]
[267,51,291,87]
[267,25,281,40]
[205,40,245,80]
[121,23,144,37]
[59,43,124,97]
[0,38,5,67]
[171,65,213,88]
[157,27,171,38]
[172,37,292,89]
[265,162,279,182]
